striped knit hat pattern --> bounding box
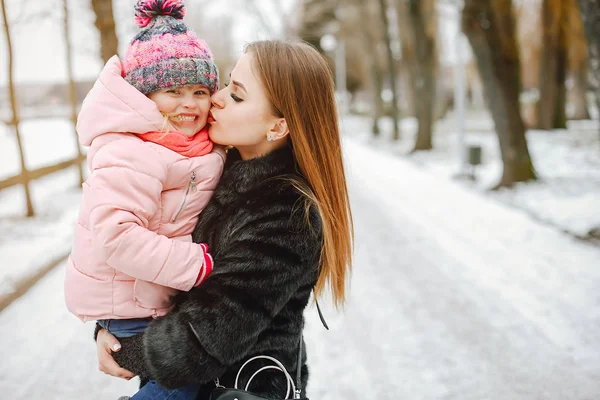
[123,0,219,95]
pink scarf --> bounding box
[136,126,213,158]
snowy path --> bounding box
[306,139,600,399]
[0,264,139,399]
[1,138,600,399]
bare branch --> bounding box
[240,0,278,37]
[10,0,58,28]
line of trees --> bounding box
[2,0,598,195]
[295,0,596,188]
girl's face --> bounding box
[148,84,211,137]
[208,53,288,159]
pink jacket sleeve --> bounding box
[86,139,207,291]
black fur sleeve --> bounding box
[94,322,151,380]
[141,203,322,389]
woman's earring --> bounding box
[267,136,273,142]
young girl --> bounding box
[64,1,223,397]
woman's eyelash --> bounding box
[223,81,241,101]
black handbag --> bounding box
[209,342,306,399]
[206,300,329,400]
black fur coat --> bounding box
[109,144,322,399]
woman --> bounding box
[96,40,353,399]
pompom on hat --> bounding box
[122,0,219,95]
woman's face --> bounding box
[208,53,287,159]
[148,84,211,137]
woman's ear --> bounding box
[269,118,289,141]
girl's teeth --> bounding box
[172,116,196,122]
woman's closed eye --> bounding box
[224,82,243,102]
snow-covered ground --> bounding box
[1,135,600,399]
[0,118,85,301]
[343,111,600,241]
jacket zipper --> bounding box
[172,172,196,222]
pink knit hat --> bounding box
[123,0,219,95]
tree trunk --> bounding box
[407,0,436,151]
[536,0,567,130]
[355,1,385,136]
[396,6,417,117]
[1,0,34,216]
[63,0,84,186]
[358,27,384,137]
[567,0,591,120]
[577,0,600,143]
[91,0,118,63]
[569,63,591,120]
[462,0,536,187]
[365,46,385,137]
[377,0,400,140]
[554,22,568,129]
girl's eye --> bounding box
[195,90,208,96]
[230,93,242,103]
[167,89,180,94]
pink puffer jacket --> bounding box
[64,56,225,322]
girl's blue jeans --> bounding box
[130,380,201,400]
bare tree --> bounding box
[63,0,84,186]
[514,0,542,127]
[377,0,400,140]
[347,0,385,136]
[11,0,54,26]
[397,0,437,151]
[91,0,118,63]
[296,0,370,113]
[1,0,34,216]
[536,0,567,130]
[396,3,416,117]
[514,0,542,91]
[462,0,536,187]
[568,0,591,120]
[241,0,299,39]
[577,0,600,144]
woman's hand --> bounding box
[96,328,136,380]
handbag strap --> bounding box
[315,298,329,330]
[294,298,329,398]
[295,335,303,399]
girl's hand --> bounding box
[96,328,136,380]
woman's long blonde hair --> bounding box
[245,40,353,307]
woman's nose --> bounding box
[211,90,224,109]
